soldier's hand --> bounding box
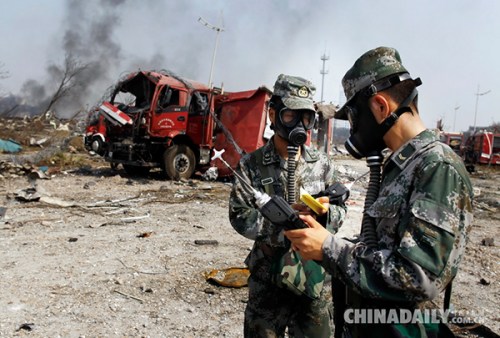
[315,196,329,216]
[292,196,329,217]
[291,203,313,216]
[284,214,331,261]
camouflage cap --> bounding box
[273,74,316,112]
[335,47,409,120]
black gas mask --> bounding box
[344,103,387,159]
[344,78,421,159]
[273,106,316,146]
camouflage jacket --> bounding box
[321,129,474,303]
[229,137,346,281]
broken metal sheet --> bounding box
[120,212,151,223]
[29,137,48,147]
[0,138,22,153]
[14,188,41,202]
[204,267,250,288]
[27,169,50,180]
[39,196,76,208]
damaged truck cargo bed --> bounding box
[84,70,271,179]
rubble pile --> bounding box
[0,114,92,177]
[0,115,77,144]
[0,160,42,180]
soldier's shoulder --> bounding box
[421,142,468,170]
[303,144,329,162]
[418,142,472,187]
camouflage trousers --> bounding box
[244,275,333,338]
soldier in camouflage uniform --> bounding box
[229,74,346,337]
[285,47,474,337]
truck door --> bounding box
[149,85,188,137]
[186,91,214,147]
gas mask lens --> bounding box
[279,109,315,130]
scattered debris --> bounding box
[29,137,49,147]
[481,237,495,246]
[194,239,219,246]
[68,237,78,242]
[201,167,218,181]
[137,232,154,238]
[83,181,96,189]
[140,285,153,293]
[0,207,6,221]
[27,169,49,180]
[39,196,76,208]
[16,323,35,332]
[0,138,22,153]
[204,267,250,288]
[1,161,44,180]
[14,187,41,202]
[203,288,217,295]
[113,289,144,303]
[479,278,491,286]
[120,212,150,223]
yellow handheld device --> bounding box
[300,188,328,214]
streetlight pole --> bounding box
[473,85,491,133]
[198,16,224,88]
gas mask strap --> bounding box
[378,88,418,136]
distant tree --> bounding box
[42,54,88,118]
[436,118,444,131]
[0,61,10,102]
[0,61,9,80]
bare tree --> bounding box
[42,54,88,118]
[0,61,10,103]
[0,61,9,80]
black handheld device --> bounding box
[211,148,306,230]
[258,195,307,230]
[313,182,350,206]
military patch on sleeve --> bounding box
[393,143,416,168]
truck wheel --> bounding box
[123,164,150,176]
[163,145,196,180]
[91,136,105,155]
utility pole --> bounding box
[317,52,330,153]
[198,15,224,88]
[473,84,491,133]
[320,53,329,103]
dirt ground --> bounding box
[0,147,499,337]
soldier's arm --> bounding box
[228,159,265,240]
[323,155,347,234]
[321,160,473,303]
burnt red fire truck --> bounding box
[84,70,271,179]
[463,131,500,168]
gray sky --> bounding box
[0,0,498,132]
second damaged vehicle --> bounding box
[84,70,271,179]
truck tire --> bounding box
[91,136,105,155]
[163,144,196,180]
